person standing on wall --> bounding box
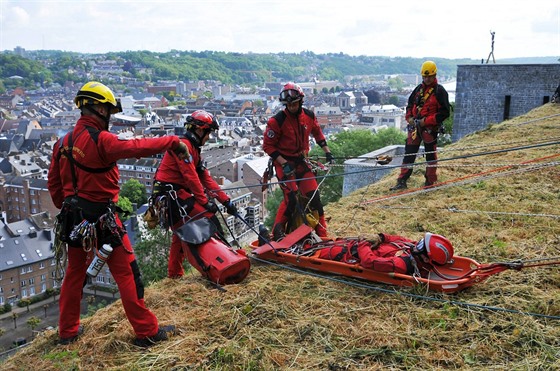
[263,82,334,240]
[390,61,450,190]
[153,110,237,279]
[48,81,189,347]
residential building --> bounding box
[0,214,59,306]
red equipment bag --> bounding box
[183,237,251,285]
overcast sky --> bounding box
[1,0,559,60]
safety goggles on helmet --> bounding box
[415,238,426,254]
[280,89,302,103]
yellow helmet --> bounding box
[74,81,122,114]
[420,61,438,77]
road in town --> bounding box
[0,288,119,360]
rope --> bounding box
[377,205,560,220]
[52,217,68,283]
[214,139,560,193]
[362,154,560,205]
[249,254,560,321]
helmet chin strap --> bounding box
[84,104,111,128]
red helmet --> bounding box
[424,233,454,265]
[415,233,454,265]
[279,82,305,104]
[185,110,219,131]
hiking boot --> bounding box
[58,325,83,345]
[389,179,407,191]
[424,181,434,187]
[133,325,176,348]
[272,224,285,241]
[258,224,270,246]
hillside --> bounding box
[2,104,560,370]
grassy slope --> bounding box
[3,104,560,370]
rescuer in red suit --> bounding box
[263,82,334,240]
[153,110,237,278]
[48,81,188,347]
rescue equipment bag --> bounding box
[175,218,251,285]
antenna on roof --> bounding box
[486,31,496,64]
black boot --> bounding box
[272,224,285,241]
[258,224,270,246]
[390,179,407,191]
[133,325,177,348]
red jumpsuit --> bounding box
[48,115,182,340]
[317,234,418,274]
[154,132,230,278]
[398,79,450,185]
[263,108,328,237]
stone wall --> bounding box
[453,64,560,142]
[342,145,405,196]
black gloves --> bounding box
[223,200,237,215]
[203,200,219,214]
[282,162,295,178]
[325,152,334,164]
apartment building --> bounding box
[0,215,59,306]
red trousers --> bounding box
[273,161,327,237]
[398,129,438,184]
[59,221,159,339]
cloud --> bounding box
[0,0,558,58]
[7,6,31,26]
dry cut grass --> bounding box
[2,104,560,370]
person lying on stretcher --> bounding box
[315,233,454,275]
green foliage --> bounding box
[264,188,284,229]
[309,128,406,204]
[84,300,108,318]
[26,316,41,332]
[17,298,31,310]
[43,349,80,370]
[438,102,455,146]
[388,95,400,106]
[134,228,178,283]
[387,76,405,91]
[120,179,148,206]
[1,50,483,90]
[116,196,133,222]
[0,54,53,89]
[0,303,12,314]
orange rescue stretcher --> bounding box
[250,225,527,294]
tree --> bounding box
[116,196,133,222]
[264,188,284,229]
[308,128,406,205]
[120,179,148,206]
[439,102,455,146]
[387,76,404,91]
[134,228,177,283]
[27,316,41,337]
[20,298,31,312]
[388,95,400,106]
[364,89,381,104]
